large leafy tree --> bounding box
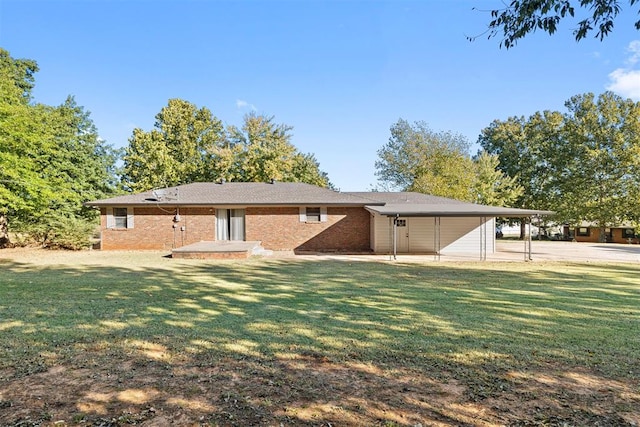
[123,99,225,191]
[0,48,120,247]
[556,92,640,240]
[479,111,565,238]
[226,113,330,186]
[480,91,640,241]
[375,119,476,201]
[0,49,41,244]
[476,0,640,48]
[124,106,331,190]
[479,112,562,210]
[472,151,523,207]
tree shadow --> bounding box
[0,256,639,425]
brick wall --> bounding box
[245,206,371,252]
[100,205,371,252]
[100,206,215,250]
[572,227,637,244]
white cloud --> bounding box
[607,69,640,100]
[606,40,640,101]
[236,99,256,111]
[625,40,640,65]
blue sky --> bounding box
[1,1,639,191]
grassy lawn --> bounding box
[1,250,639,426]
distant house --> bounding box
[86,182,549,257]
[563,224,638,244]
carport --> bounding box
[365,204,553,261]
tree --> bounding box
[479,112,562,207]
[0,48,38,103]
[123,99,225,191]
[0,48,120,248]
[472,151,523,207]
[375,119,476,201]
[124,107,331,190]
[290,152,332,188]
[556,92,640,241]
[8,98,121,246]
[479,91,640,241]
[0,49,43,245]
[476,0,640,48]
[226,113,330,186]
[478,112,564,238]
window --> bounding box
[306,207,321,222]
[577,227,590,237]
[107,207,133,229]
[299,207,327,223]
[623,228,635,238]
[113,208,128,229]
[395,219,407,227]
[216,209,245,241]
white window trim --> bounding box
[320,206,327,222]
[299,206,327,223]
[127,207,134,229]
[106,207,134,229]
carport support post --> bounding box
[524,217,532,261]
[393,214,398,260]
[480,216,487,261]
[528,217,532,260]
[435,217,441,261]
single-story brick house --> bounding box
[86,181,549,256]
[563,223,638,243]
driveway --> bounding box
[290,240,640,263]
[494,240,640,263]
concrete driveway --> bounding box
[494,240,640,263]
[289,240,640,263]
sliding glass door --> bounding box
[216,209,245,241]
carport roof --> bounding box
[345,191,467,205]
[365,203,553,217]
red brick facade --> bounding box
[246,206,371,251]
[100,206,215,250]
[100,206,372,252]
[566,226,638,243]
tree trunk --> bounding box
[520,221,526,240]
[599,226,607,243]
[0,214,10,248]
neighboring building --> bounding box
[86,181,549,256]
[563,224,638,244]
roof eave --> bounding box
[86,201,371,207]
[365,206,554,217]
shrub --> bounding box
[16,216,97,250]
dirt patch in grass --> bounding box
[1,351,639,426]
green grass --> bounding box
[1,254,639,375]
[1,252,640,424]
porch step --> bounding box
[251,245,273,256]
[172,241,271,259]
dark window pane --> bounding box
[306,207,321,222]
[113,208,128,228]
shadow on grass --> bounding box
[0,256,639,425]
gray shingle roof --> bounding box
[365,204,553,217]
[86,182,553,217]
[345,191,467,205]
[86,182,374,207]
